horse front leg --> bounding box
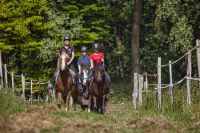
[101,95,106,114]
[93,96,97,112]
[56,91,62,109]
[87,96,91,112]
[65,91,72,112]
[73,96,77,111]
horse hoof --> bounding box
[88,109,91,112]
[66,108,68,112]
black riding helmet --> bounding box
[63,36,71,41]
[81,46,87,52]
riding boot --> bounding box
[69,63,77,85]
[104,72,114,94]
[51,70,59,89]
[88,69,93,81]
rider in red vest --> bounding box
[90,42,113,93]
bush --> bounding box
[109,83,132,103]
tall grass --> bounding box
[110,81,200,132]
[0,89,25,118]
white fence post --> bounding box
[133,73,138,109]
[196,39,200,91]
[11,72,14,92]
[187,51,192,105]
[138,74,143,107]
[0,50,3,90]
[31,80,33,104]
[144,72,148,91]
[169,61,173,105]
[21,74,25,101]
[4,64,8,88]
[157,57,162,109]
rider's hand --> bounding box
[90,66,93,70]
[67,62,71,66]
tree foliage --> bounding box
[0,0,200,82]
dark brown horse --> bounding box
[55,51,73,112]
[72,68,91,112]
[88,63,109,114]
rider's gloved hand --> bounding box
[78,73,81,77]
[90,66,93,70]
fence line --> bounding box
[0,51,51,103]
[133,39,200,109]
[160,45,200,68]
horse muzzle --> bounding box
[97,76,103,82]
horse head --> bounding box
[94,63,105,83]
[60,50,70,71]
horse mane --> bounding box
[56,50,70,69]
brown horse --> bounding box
[55,50,73,112]
[88,63,109,114]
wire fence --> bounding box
[132,39,200,109]
[0,54,52,103]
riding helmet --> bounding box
[81,46,87,52]
[63,36,71,41]
[93,42,99,49]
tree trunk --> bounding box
[113,24,124,78]
[131,0,142,78]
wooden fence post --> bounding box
[157,57,162,109]
[38,82,40,101]
[138,74,143,107]
[196,39,200,91]
[187,51,192,105]
[169,61,173,105]
[31,80,33,104]
[0,50,3,90]
[11,72,14,92]
[144,72,148,91]
[132,73,138,109]
[21,74,25,101]
[4,64,8,88]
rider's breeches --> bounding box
[52,70,58,85]
[68,63,77,77]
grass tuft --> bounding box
[0,89,25,118]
